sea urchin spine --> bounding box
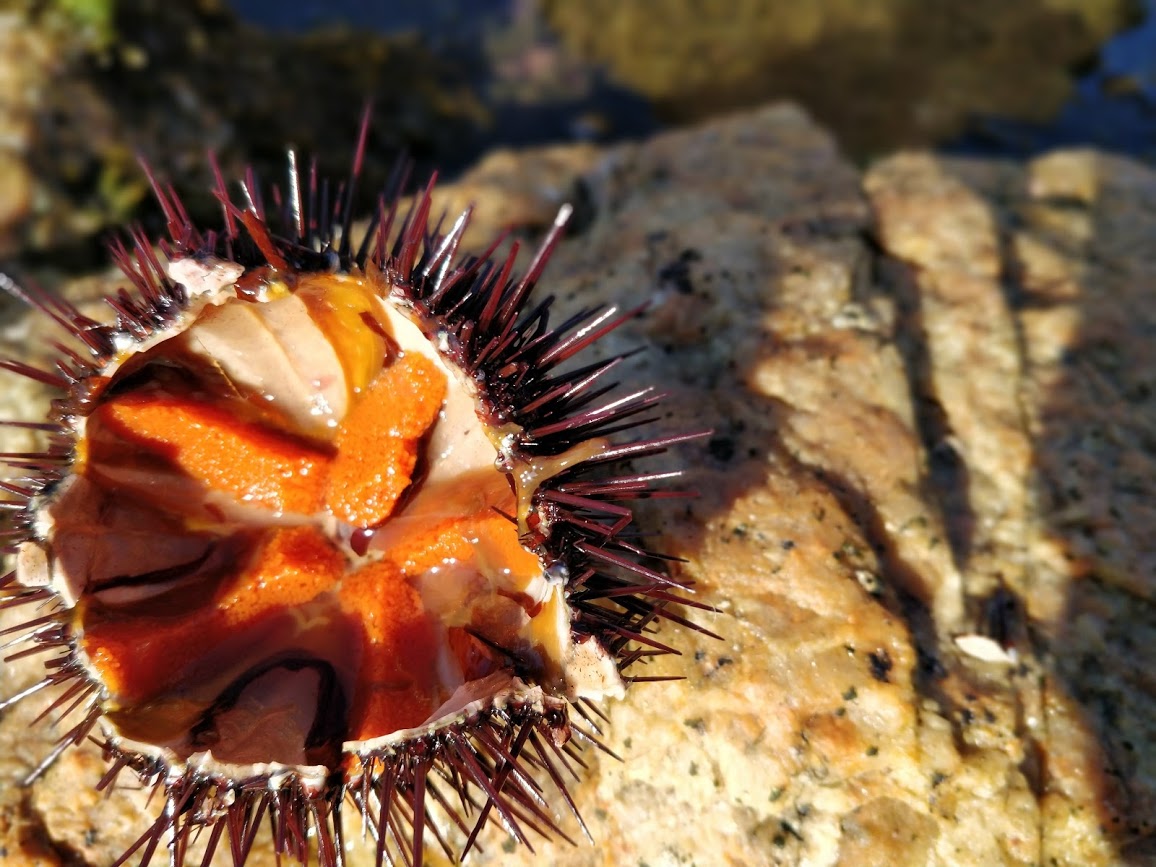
[0,113,710,867]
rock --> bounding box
[0,153,32,251]
[866,146,1156,862]
[1,102,1153,865]
[0,13,55,257]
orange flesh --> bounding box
[380,509,543,593]
[337,561,441,738]
[324,353,446,527]
[83,526,345,702]
[91,394,330,515]
[65,277,548,762]
[82,511,537,722]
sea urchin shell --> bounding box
[0,114,707,866]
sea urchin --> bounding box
[0,113,707,866]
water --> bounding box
[948,0,1156,161]
[225,0,1156,165]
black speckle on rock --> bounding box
[868,649,893,682]
[656,248,702,294]
[708,435,736,461]
[649,163,672,184]
[917,645,947,680]
[563,177,598,236]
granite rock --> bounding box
[1,103,1153,865]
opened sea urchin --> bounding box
[0,117,707,865]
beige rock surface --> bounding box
[0,13,54,256]
[1,104,1153,865]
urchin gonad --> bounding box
[0,117,710,866]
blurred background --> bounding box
[1,0,1154,272]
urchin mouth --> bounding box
[23,260,618,773]
[185,655,349,768]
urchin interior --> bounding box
[20,261,597,770]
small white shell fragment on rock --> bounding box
[953,633,1017,665]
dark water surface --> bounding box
[228,0,1156,164]
[8,0,1153,274]
[947,0,1156,161]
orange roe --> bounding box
[91,394,330,515]
[380,515,476,575]
[461,510,543,586]
[83,527,343,703]
[80,311,544,742]
[323,353,446,528]
[337,561,441,739]
[216,526,345,625]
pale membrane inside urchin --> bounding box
[22,255,623,775]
